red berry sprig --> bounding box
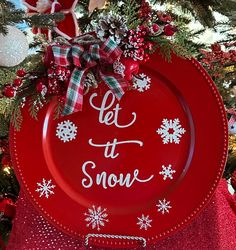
[16,69,26,78]
[13,78,23,88]
[2,68,28,98]
[34,65,71,96]
[3,85,16,98]
[200,43,236,78]
[139,0,152,20]
[123,25,156,62]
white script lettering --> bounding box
[82,161,154,189]
[88,138,143,159]
[90,90,136,128]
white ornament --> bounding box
[56,120,78,143]
[159,164,176,180]
[137,214,152,230]
[84,205,109,231]
[132,73,151,92]
[156,199,172,214]
[0,26,29,67]
[35,178,56,198]
[156,118,186,144]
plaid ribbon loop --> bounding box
[52,37,128,116]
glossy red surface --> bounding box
[10,53,228,248]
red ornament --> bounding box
[120,57,140,81]
[164,24,177,36]
[3,85,16,98]
[13,78,23,87]
[16,69,26,77]
[0,197,16,219]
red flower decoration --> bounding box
[23,0,80,40]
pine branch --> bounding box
[171,43,192,59]
[0,168,19,195]
[28,96,40,120]
[107,2,120,13]
[152,37,173,61]
[0,0,24,34]
[53,101,63,120]
[25,13,65,30]
[29,95,48,120]
[0,0,65,35]
[123,0,141,28]
[0,115,9,137]
[78,0,90,9]
[10,99,23,132]
[0,99,12,118]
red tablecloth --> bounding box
[7,180,236,250]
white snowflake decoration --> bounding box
[156,118,186,144]
[56,120,77,143]
[159,164,176,180]
[156,199,172,214]
[84,205,109,231]
[133,73,151,92]
[137,214,152,230]
[113,60,125,77]
[35,178,56,199]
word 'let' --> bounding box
[90,90,136,128]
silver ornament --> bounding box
[0,26,29,67]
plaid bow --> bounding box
[52,37,128,116]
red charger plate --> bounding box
[10,53,228,248]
